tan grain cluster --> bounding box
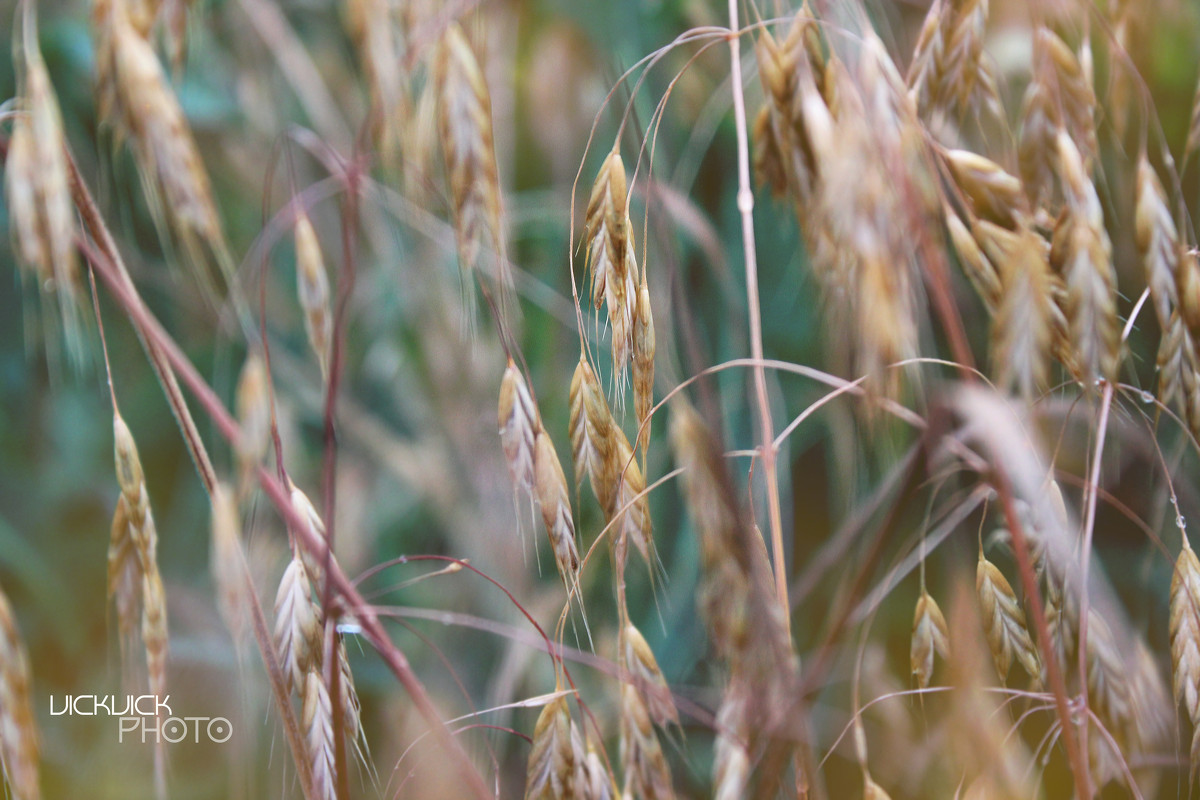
[525,696,574,800]
[976,552,1038,681]
[1171,538,1200,772]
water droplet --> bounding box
[1178,514,1187,532]
[1140,390,1155,404]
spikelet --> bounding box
[944,150,1026,229]
[275,553,321,694]
[533,430,581,593]
[619,683,674,800]
[978,221,1065,399]
[1170,538,1200,727]
[295,210,332,380]
[1052,131,1119,385]
[499,360,540,496]
[302,670,337,800]
[609,433,654,573]
[525,696,574,800]
[571,723,616,800]
[621,623,678,728]
[209,482,244,641]
[5,8,81,351]
[1084,608,1132,731]
[435,22,508,293]
[1135,157,1181,329]
[96,0,226,266]
[108,495,142,647]
[235,354,271,495]
[863,773,892,800]
[1039,28,1097,169]
[569,355,616,507]
[1016,80,1058,213]
[632,276,655,459]
[335,641,361,745]
[141,565,169,701]
[0,585,40,800]
[945,209,1000,312]
[976,553,1039,681]
[584,151,638,393]
[752,105,788,198]
[911,590,950,689]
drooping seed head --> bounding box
[1171,539,1200,724]
[302,669,337,800]
[911,590,950,689]
[621,623,678,728]
[275,554,322,694]
[499,361,540,496]
[113,414,145,504]
[525,696,574,800]
[0,585,41,800]
[632,277,656,457]
[533,430,580,592]
[209,482,244,641]
[235,354,271,484]
[569,355,616,505]
[976,554,1040,681]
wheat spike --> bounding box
[944,149,1026,229]
[1171,538,1200,725]
[435,22,508,293]
[295,210,332,380]
[533,429,581,593]
[621,623,678,728]
[907,0,994,119]
[108,494,143,648]
[911,590,950,689]
[977,553,1039,681]
[584,150,638,395]
[525,696,575,800]
[1084,608,1132,731]
[500,360,540,497]
[0,585,40,800]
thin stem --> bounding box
[726,0,790,628]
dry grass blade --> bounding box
[500,360,540,497]
[435,22,508,295]
[1170,538,1200,727]
[301,669,337,800]
[976,553,1039,681]
[295,210,332,380]
[525,696,574,800]
[0,585,40,800]
[275,553,321,695]
[621,623,678,728]
[533,429,581,593]
[911,590,950,689]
